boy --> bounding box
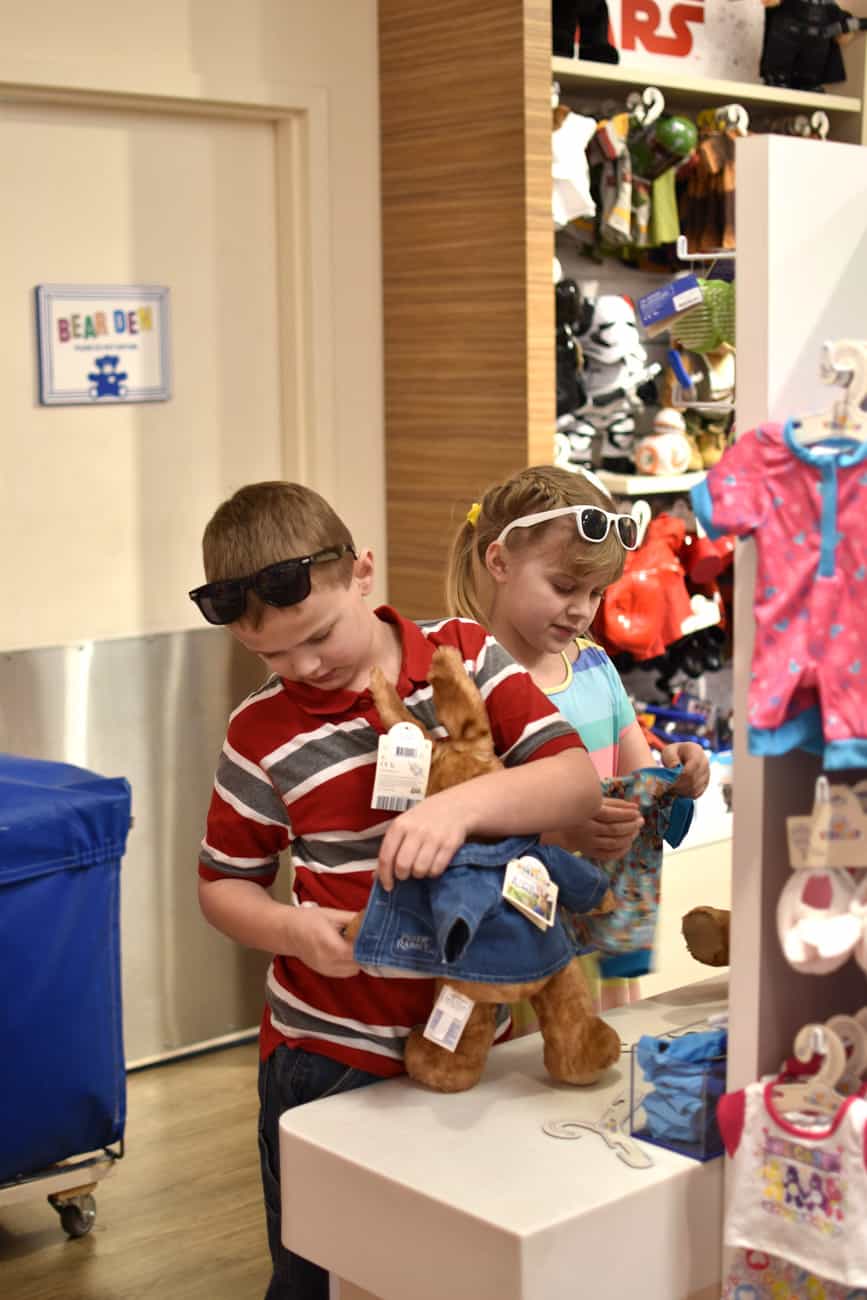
[191,481,602,1300]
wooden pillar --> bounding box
[379,0,553,616]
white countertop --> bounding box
[280,977,728,1300]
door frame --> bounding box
[0,76,337,496]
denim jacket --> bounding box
[352,835,610,983]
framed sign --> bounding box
[35,283,171,405]
[606,2,765,83]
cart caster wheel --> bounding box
[57,1194,97,1238]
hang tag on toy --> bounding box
[423,986,474,1053]
[786,777,867,870]
[371,722,432,812]
[502,857,559,931]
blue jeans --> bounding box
[257,1045,382,1300]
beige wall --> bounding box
[0,0,384,652]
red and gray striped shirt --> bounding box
[199,607,583,1075]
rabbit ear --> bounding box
[427,647,495,754]
[369,666,433,739]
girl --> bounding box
[447,464,710,1008]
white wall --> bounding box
[729,133,867,1088]
[0,0,385,651]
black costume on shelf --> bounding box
[760,0,867,90]
[551,0,619,64]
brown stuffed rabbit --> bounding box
[345,645,620,1093]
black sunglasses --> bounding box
[189,544,357,625]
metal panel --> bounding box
[0,630,278,1064]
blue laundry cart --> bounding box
[0,753,131,1236]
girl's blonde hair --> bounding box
[447,465,627,624]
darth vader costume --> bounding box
[761,0,867,90]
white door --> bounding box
[0,100,291,1061]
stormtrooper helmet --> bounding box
[580,295,647,367]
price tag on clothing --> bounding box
[371,722,432,812]
[502,856,559,931]
[423,985,475,1052]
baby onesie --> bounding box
[691,421,867,769]
[718,1079,867,1296]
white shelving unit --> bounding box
[598,468,705,497]
[551,54,864,122]
[729,133,867,1090]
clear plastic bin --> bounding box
[629,1031,726,1162]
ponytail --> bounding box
[445,517,489,623]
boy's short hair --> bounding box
[203,481,355,585]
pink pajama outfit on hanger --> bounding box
[691,420,867,770]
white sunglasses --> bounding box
[495,505,641,550]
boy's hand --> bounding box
[376,794,469,892]
[661,742,710,799]
[283,906,360,978]
[567,797,643,862]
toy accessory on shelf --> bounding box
[691,338,867,770]
[670,281,736,355]
[634,407,693,476]
[760,0,867,91]
[628,111,698,184]
[779,776,867,974]
[574,293,661,473]
[777,865,859,974]
[551,0,619,64]
[825,1013,867,1093]
[554,277,602,471]
[719,1023,867,1298]
[552,103,597,228]
[555,277,590,417]
[681,906,730,967]
[630,1025,728,1162]
[554,413,602,471]
[597,514,726,673]
[346,646,621,1094]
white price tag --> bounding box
[672,283,703,313]
[502,856,559,931]
[423,986,475,1052]
[371,721,432,812]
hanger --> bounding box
[826,1014,867,1092]
[631,499,651,547]
[675,233,736,264]
[770,1022,847,1117]
[791,339,867,445]
[715,103,749,136]
[626,86,665,129]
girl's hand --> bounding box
[283,907,360,978]
[376,793,470,892]
[568,797,644,862]
[661,742,710,799]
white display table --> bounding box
[279,977,727,1300]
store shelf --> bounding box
[552,56,862,117]
[598,468,705,497]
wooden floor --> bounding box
[0,1042,270,1300]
